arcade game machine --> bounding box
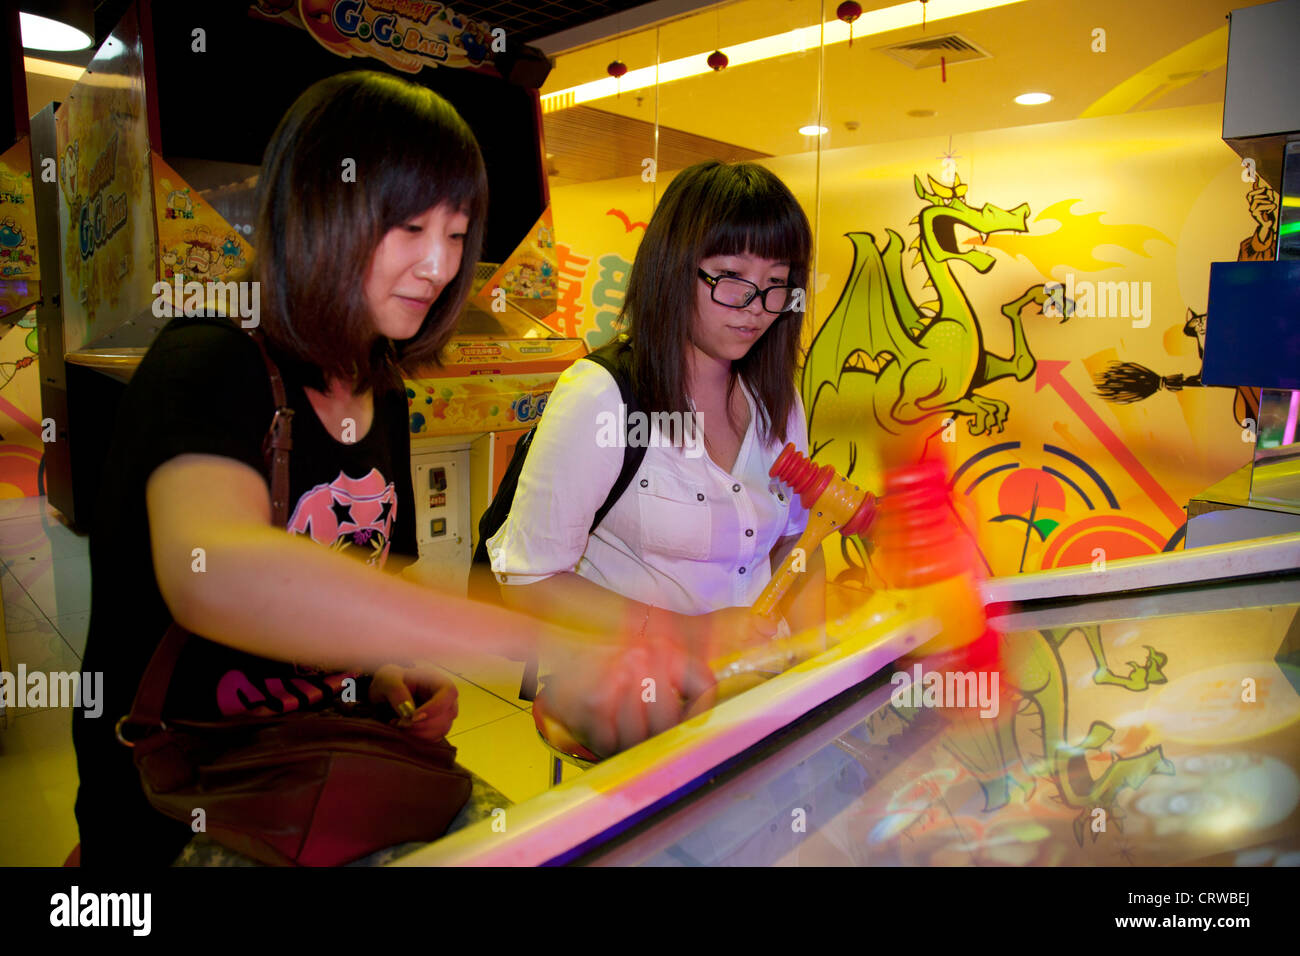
[403,219,585,593]
[394,438,1300,866]
[400,537,1299,867]
[1,93,47,734]
[0,138,40,338]
[30,0,571,562]
[393,0,1300,868]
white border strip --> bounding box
[980,530,1300,606]
[394,614,939,866]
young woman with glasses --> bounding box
[488,160,825,697]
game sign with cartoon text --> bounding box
[152,153,252,295]
[471,206,557,317]
[250,1,502,74]
[54,3,157,352]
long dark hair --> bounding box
[621,161,810,444]
[254,71,488,394]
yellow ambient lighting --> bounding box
[24,56,86,81]
[542,0,1029,108]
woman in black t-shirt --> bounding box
[72,72,712,866]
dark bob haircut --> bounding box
[621,161,811,444]
[254,71,488,394]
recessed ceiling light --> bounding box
[907,109,937,118]
[1014,92,1052,106]
[19,12,93,52]
[799,125,828,135]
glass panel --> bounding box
[540,23,661,350]
[580,576,1300,866]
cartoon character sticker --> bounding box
[164,188,194,219]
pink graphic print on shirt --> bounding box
[286,468,398,567]
[216,670,353,718]
[214,469,397,717]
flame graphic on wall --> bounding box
[969,199,1172,275]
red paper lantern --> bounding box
[607,59,628,79]
[837,1,863,45]
[707,49,729,71]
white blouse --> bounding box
[487,358,810,616]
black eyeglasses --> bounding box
[698,269,798,314]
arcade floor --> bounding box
[0,496,574,866]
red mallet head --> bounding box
[769,444,877,538]
[752,444,876,618]
[707,49,729,71]
[872,459,978,589]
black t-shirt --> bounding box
[72,316,417,865]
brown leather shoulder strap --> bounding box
[121,330,295,737]
[120,623,190,733]
[248,330,293,529]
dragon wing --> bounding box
[802,232,917,412]
[880,229,928,337]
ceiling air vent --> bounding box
[878,34,991,70]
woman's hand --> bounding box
[540,626,716,759]
[687,606,780,662]
[369,664,459,742]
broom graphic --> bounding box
[1095,308,1206,404]
[1094,362,1201,404]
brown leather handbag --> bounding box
[116,330,471,866]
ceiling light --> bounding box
[19,11,92,51]
[1014,92,1052,105]
[800,125,828,135]
[542,0,1030,111]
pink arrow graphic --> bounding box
[1035,359,1186,531]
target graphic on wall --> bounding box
[951,443,1175,574]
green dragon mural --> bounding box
[910,625,1174,847]
[804,172,1071,487]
